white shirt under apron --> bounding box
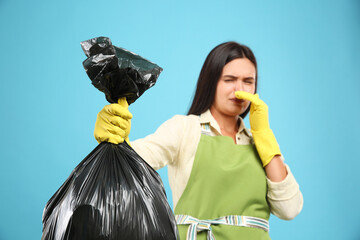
[131,109,303,220]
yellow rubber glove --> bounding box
[94,97,132,145]
[235,91,282,167]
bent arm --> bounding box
[265,155,287,182]
[267,164,304,220]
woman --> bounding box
[94,42,303,239]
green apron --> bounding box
[174,125,271,240]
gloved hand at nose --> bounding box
[235,91,282,167]
[94,97,132,145]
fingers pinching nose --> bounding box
[235,91,254,102]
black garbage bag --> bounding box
[42,142,178,240]
[41,37,178,240]
[81,36,162,104]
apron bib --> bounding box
[174,125,271,240]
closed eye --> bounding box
[223,75,237,82]
[244,77,255,84]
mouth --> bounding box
[230,98,245,104]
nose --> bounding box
[235,80,244,92]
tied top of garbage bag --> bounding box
[81,36,163,104]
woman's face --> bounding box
[211,58,256,117]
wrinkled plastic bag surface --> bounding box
[42,142,178,240]
[81,36,163,104]
[42,37,178,240]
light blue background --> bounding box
[0,0,359,239]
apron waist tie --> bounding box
[175,214,269,240]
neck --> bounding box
[210,106,238,135]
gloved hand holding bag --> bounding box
[94,97,132,145]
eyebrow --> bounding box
[223,75,255,80]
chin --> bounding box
[225,108,244,117]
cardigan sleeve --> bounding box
[130,115,185,170]
[266,164,304,220]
